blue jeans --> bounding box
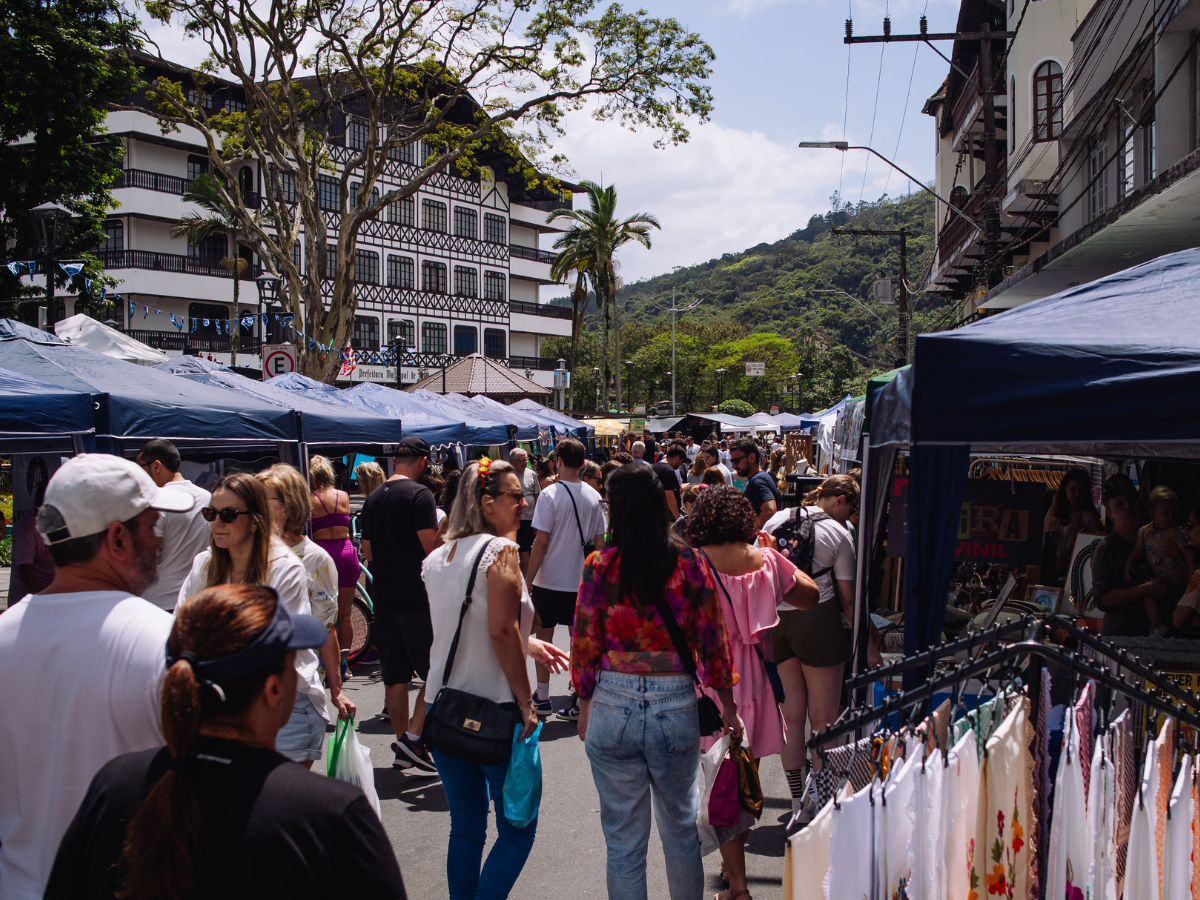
[584,671,703,900]
[432,748,537,900]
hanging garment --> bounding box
[972,696,1035,900]
[880,748,921,898]
[952,691,1010,763]
[824,778,876,900]
[1190,763,1199,900]
[923,698,951,755]
[1075,681,1095,804]
[1086,733,1116,900]
[1165,754,1195,900]
[1033,669,1052,900]
[1046,713,1088,900]
[813,734,873,809]
[1126,734,1162,900]
[1153,719,1175,899]
[906,747,944,900]
[943,728,981,900]
[786,785,847,900]
[1111,710,1136,899]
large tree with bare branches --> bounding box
[124,0,713,381]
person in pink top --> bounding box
[686,485,818,900]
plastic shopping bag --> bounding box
[326,715,382,819]
[696,734,756,856]
[503,721,543,828]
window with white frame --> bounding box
[483,213,507,244]
[422,261,447,293]
[423,199,447,233]
[453,266,478,297]
[483,270,506,301]
[1033,61,1063,142]
[387,255,415,288]
[453,207,478,239]
[1089,133,1109,221]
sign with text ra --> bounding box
[886,475,1046,564]
[745,362,766,377]
[262,344,297,381]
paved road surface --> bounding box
[338,631,791,900]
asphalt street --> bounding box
[333,629,791,900]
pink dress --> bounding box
[699,547,794,758]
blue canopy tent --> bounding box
[469,394,554,440]
[156,356,229,375]
[865,248,1200,684]
[0,322,296,456]
[411,389,532,442]
[343,382,500,447]
[0,366,96,452]
[771,411,820,430]
[511,399,594,440]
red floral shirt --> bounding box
[570,545,734,700]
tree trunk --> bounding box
[600,296,610,414]
[613,293,621,412]
[229,238,239,369]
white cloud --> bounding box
[539,113,906,296]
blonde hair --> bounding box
[308,455,336,492]
[203,473,272,588]
[581,460,602,482]
[355,461,385,497]
[689,454,707,477]
[257,464,311,537]
[1148,485,1181,514]
[445,459,517,541]
[803,473,860,508]
[682,483,703,509]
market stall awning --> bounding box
[771,411,819,429]
[343,382,498,446]
[645,415,685,433]
[585,418,628,437]
[411,389,535,441]
[0,321,296,448]
[689,412,763,432]
[469,394,564,438]
[510,399,593,438]
[0,366,94,449]
[55,314,168,366]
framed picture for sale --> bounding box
[1025,584,1062,612]
[1066,533,1106,615]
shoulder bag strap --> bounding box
[646,562,703,688]
[439,537,499,689]
[560,482,589,550]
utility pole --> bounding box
[654,290,703,416]
[830,226,911,366]
[844,16,1013,288]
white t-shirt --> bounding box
[144,479,212,610]
[178,538,327,721]
[714,462,734,486]
[0,591,171,900]
[686,444,699,461]
[423,535,535,705]
[763,506,856,610]
[288,537,339,633]
[531,480,607,593]
[518,466,541,522]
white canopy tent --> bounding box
[54,314,168,366]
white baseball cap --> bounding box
[37,454,196,545]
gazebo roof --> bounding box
[407,353,550,397]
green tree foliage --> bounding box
[129,0,714,381]
[717,399,755,419]
[0,0,140,320]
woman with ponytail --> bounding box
[44,584,407,899]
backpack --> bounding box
[770,506,834,581]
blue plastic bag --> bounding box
[502,721,542,828]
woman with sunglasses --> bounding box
[760,473,861,826]
[421,458,568,900]
[45,584,406,899]
[178,473,353,768]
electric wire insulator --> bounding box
[845,18,853,38]
[920,15,928,35]
[883,16,891,36]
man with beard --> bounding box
[0,454,195,900]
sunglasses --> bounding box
[201,507,253,524]
[488,490,524,500]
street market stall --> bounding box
[0,366,95,453]
[410,389,535,441]
[511,399,594,441]
[54,314,168,366]
[343,381,496,447]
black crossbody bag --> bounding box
[423,538,519,767]
[559,482,595,555]
[649,586,726,737]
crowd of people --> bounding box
[0,429,873,900]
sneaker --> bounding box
[533,697,553,718]
[555,701,581,721]
[391,743,413,769]
[1151,625,1169,637]
[393,734,437,772]
[380,707,390,721]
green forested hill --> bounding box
[542,190,954,414]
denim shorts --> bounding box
[276,695,326,762]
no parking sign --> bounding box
[262,344,297,380]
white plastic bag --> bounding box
[696,734,756,855]
[328,716,382,819]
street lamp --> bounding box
[813,288,889,323]
[255,274,279,375]
[788,372,803,414]
[715,368,726,406]
[624,360,633,412]
[654,288,703,416]
[592,366,600,412]
[797,142,981,234]
[29,202,74,325]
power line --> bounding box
[860,41,886,202]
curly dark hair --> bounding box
[685,485,757,546]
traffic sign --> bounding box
[262,344,297,380]
[745,362,765,377]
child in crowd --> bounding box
[1126,485,1195,635]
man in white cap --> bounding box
[0,453,195,900]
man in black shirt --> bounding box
[360,436,439,772]
[732,437,782,530]
[1091,474,1172,636]
[653,445,686,518]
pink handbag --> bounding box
[707,756,741,827]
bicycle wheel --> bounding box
[347,590,374,668]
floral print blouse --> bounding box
[570,545,734,700]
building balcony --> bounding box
[508,244,557,264]
[508,300,571,320]
[114,169,261,208]
[509,356,561,371]
[125,329,262,355]
[97,249,262,280]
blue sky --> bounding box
[544,0,962,292]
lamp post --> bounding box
[715,367,726,406]
[789,372,803,414]
[624,360,633,412]
[654,289,703,417]
[254,274,279,379]
[593,367,600,412]
[29,202,74,325]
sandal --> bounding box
[714,891,751,900]
[719,861,728,885]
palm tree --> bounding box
[548,181,659,411]
[548,240,592,410]
[172,174,256,367]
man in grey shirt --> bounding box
[135,439,211,611]
[510,447,541,572]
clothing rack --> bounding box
[813,619,1200,749]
